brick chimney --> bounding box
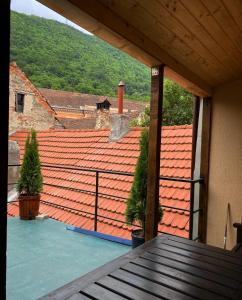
[118,80,125,114]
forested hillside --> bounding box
[10,11,150,100]
[10,11,193,124]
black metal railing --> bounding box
[7,164,203,240]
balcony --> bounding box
[7,159,204,299]
[8,163,203,239]
[7,217,130,300]
[2,1,242,299]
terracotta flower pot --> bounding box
[131,229,145,249]
[19,194,40,220]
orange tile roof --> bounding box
[39,88,146,112]
[9,125,192,240]
[57,117,97,129]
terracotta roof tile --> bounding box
[9,125,192,240]
[39,88,146,112]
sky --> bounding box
[10,0,91,35]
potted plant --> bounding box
[125,128,162,248]
[17,129,43,220]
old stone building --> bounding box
[8,64,145,131]
[9,62,57,133]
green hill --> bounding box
[10,11,193,125]
[10,11,150,101]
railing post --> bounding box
[189,182,195,240]
[94,171,99,231]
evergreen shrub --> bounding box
[125,128,162,236]
[17,129,43,195]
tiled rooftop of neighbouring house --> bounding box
[39,88,146,112]
[57,115,97,129]
[7,217,130,300]
[8,125,192,239]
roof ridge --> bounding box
[10,124,192,135]
[39,88,147,104]
[11,128,111,134]
[162,124,192,130]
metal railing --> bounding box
[8,164,203,240]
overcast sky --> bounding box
[11,0,91,35]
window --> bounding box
[15,93,24,113]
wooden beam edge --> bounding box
[198,97,212,243]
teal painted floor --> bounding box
[7,218,130,300]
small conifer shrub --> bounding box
[125,128,162,236]
[17,129,43,195]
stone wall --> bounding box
[9,63,56,132]
[8,141,20,193]
[95,109,111,129]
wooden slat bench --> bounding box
[41,235,242,300]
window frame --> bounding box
[15,92,25,113]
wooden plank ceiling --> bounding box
[39,0,242,96]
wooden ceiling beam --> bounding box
[38,0,212,96]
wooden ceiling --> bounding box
[39,0,242,96]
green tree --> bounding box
[163,79,193,125]
[126,128,162,235]
[130,80,193,127]
[129,106,150,127]
[17,130,43,195]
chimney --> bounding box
[109,81,129,141]
[109,114,129,141]
[118,80,125,114]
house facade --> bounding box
[9,62,57,133]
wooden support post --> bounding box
[191,96,200,176]
[189,96,200,240]
[145,65,164,242]
[198,97,212,243]
[0,1,10,299]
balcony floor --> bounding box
[42,234,242,300]
[7,218,130,300]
